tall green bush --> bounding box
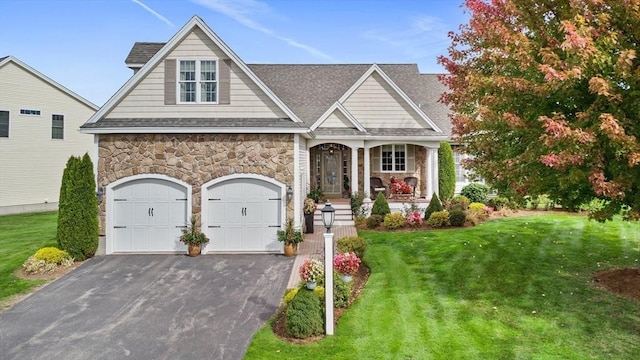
[57,153,99,261]
[424,193,444,220]
[285,288,324,338]
[370,192,390,216]
[438,142,456,201]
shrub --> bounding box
[337,236,368,258]
[285,288,324,338]
[405,211,424,227]
[469,202,485,213]
[350,192,366,218]
[466,212,481,226]
[427,210,450,227]
[486,196,509,210]
[424,193,444,220]
[313,286,325,300]
[371,192,391,216]
[57,153,99,261]
[22,257,57,274]
[333,273,352,308]
[366,215,383,229]
[449,195,470,209]
[283,287,300,304]
[468,202,490,221]
[438,142,456,201]
[461,183,490,203]
[449,209,467,227]
[34,247,70,264]
[384,213,406,229]
[334,252,361,275]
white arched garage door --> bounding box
[108,177,189,253]
[203,176,283,253]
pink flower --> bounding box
[405,211,424,226]
[333,252,361,276]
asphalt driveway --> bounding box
[0,254,293,360]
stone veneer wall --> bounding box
[97,133,294,233]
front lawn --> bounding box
[0,212,58,301]
[245,214,640,359]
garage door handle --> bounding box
[209,198,221,201]
[114,226,127,229]
[208,225,221,228]
[269,198,281,201]
[175,225,187,228]
[268,225,281,228]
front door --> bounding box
[321,151,342,196]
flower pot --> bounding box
[340,274,353,283]
[283,243,297,257]
[306,281,317,290]
[392,194,412,202]
[304,213,314,234]
[187,243,201,257]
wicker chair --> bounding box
[370,177,388,199]
[403,176,418,197]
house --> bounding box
[0,56,98,215]
[80,16,460,255]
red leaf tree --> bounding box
[439,0,640,221]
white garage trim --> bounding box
[105,174,192,254]
[201,174,286,254]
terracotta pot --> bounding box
[283,243,297,257]
[187,243,201,257]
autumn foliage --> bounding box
[439,0,640,220]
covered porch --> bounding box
[306,140,441,202]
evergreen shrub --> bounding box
[383,213,406,230]
[285,288,324,338]
[438,142,456,201]
[461,183,490,203]
[449,210,467,227]
[370,192,390,216]
[366,215,383,229]
[427,211,450,227]
[337,236,368,259]
[424,193,444,220]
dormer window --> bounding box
[178,60,217,103]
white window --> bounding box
[0,110,9,137]
[178,60,217,103]
[52,114,64,139]
[20,109,41,116]
[454,151,467,183]
[381,144,406,172]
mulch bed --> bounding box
[593,268,640,301]
[272,265,370,343]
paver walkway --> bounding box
[286,225,358,288]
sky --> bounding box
[0,0,470,107]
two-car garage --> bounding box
[106,175,284,254]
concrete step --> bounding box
[312,204,353,226]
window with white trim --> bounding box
[381,144,406,172]
[52,114,64,139]
[20,109,41,116]
[0,110,9,137]
[178,60,217,103]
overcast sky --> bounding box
[0,0,469,106]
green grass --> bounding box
[0,211,58,301]
[245,214,640,359]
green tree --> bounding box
[370,192,391,216]
[438,142,456,201]
[424,193,444,220]
[439,0,640,221]
[57,153,99,260]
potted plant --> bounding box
[303,197,317,234]
[299,258,324,289]
[390,180,413,201]
[333,252,361,283]
[179,216,210,257]
[307,188,324,203]
[277,218,304,256]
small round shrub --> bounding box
[383,213,406,230]
[313,286,325,300]
[366,215,383,229]
[371,192,391,216]
[486,196,509,210]
[424,193,444,220]
[337,236,368,259]
[469,202,485,212]
[427,210,450,227]
[449,195,470,209]
[461,183,490,203]
[333,273,352,308]
[449,209,467,227]
[34,247,71,264]
[285,288,324,339]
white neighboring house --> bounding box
[0,56,98,215]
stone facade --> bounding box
[359,145,428,198]
[97,133,294,232]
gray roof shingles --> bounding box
[125,42,166,65]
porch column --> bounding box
[429,147,439,198]
[363,146,371,202]
[425,146,433,199]
[306,147,311,192]
[351,147,358,195]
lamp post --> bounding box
[321,201,335,335]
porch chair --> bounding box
[403,176,418,197]
[370,177,388,200]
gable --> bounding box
[342,72,427,129]
[319,109,354,128]
[105,27,287,120]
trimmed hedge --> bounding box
[285,288,324,338]
[449,210,467,227]
[438,142,456,201]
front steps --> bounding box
[313,202,354,226]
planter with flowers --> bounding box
[303,198,317,234]
[179,216,210,257]
[333,252,361,283]
[277,218,304,256]
[390,177,414,201]
[299,258,324,289]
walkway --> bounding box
[286,225,358,288]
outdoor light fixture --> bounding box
[321,201,335,233]
[97,186,104,203]
[286,185,293,200]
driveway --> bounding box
[0,254,293,360]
